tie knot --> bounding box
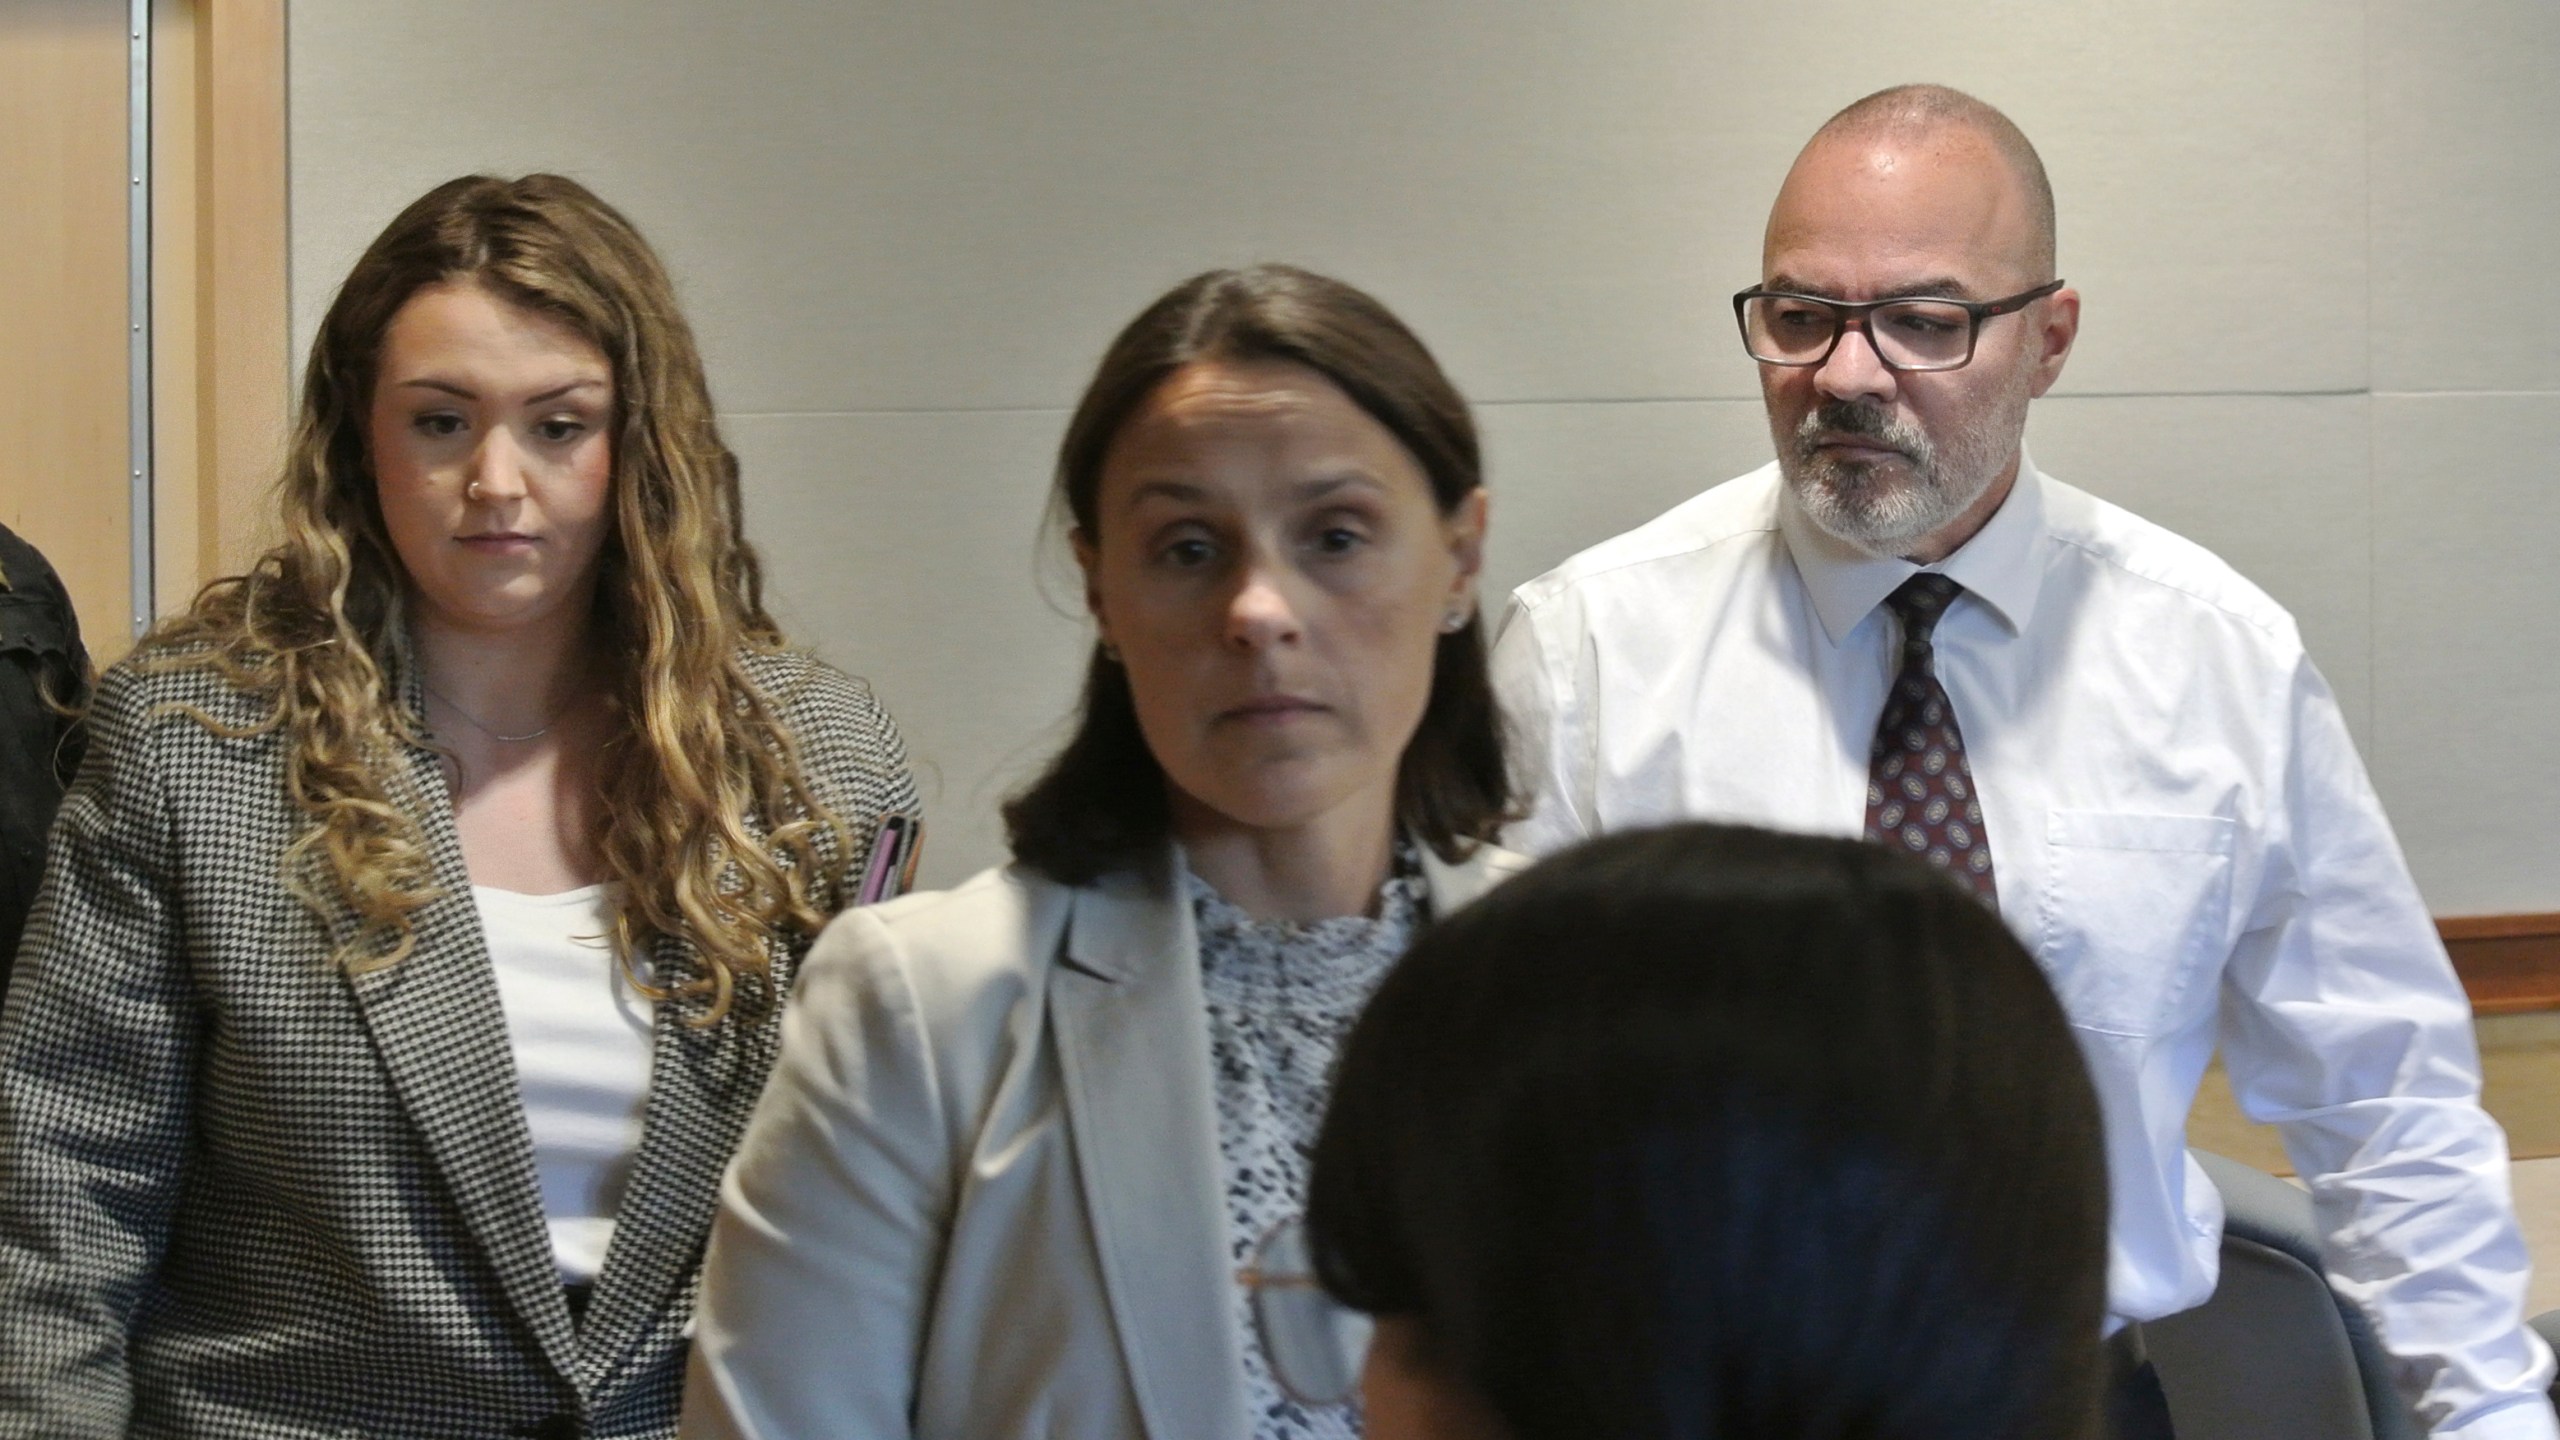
[1886,573,1962,648]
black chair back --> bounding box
[2144,1151,2422,1440]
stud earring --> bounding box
[1098,638,1122,664]
[1440,603,1471,634]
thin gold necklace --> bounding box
[420,681,570,743]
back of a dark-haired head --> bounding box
[1003,264,1512,883]
[1308,824,2107,1440]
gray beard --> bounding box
[1778,393,2023,558]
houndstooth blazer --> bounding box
[0,645,918,1440]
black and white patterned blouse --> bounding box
[1188,849,1427,1440]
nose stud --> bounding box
[466,479,483,501]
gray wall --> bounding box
[290,2,2559,910]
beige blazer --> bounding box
[682,840,1525,1440]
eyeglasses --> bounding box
[1239,1217,1373,1407]
[1732,279,2065,372]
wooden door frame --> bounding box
[150,0,288,617]
[0,2,136,653]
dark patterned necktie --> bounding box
[1865,574,1997,905]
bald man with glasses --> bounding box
[1493,84,2556,1440]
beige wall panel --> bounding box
[1233,0,2368,403]
[2022,394,2375,740]
[727,411,1088,887]
[2369,393,2560,915]
[2370,0,2560,395]
[1474,400,1774,602]
[291,0,2364,417]
[285,2,2543,908]
[0,0,130,654]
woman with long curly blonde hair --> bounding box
[0,173,917,1440]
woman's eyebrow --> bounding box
[389,377,608,403]
[526,378,609,404]
[1121,478,1212,509]
[1290,473,1385,502]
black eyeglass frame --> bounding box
[1731,278,2067,372]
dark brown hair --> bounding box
[1002,263,1512,883]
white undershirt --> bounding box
[474,883,653,1284]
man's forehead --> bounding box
[1761,128,2040,292]
[1761,273,1987,302]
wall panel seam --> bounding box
[2369,389,2560,400]
[714,389,2414,421]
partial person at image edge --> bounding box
[0,523,88,977]
[1492,83,2554,1440]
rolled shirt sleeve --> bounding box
[2220,656,2555,1437]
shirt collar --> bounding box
[1776,446,2050,646]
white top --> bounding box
[1492,457,2557,1440]
[475,883,653,1284]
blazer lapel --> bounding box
[1048,857,1252,1440]
[571,930,781,1386]
[342,739,579,1380]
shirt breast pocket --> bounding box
[2037,810,2237,1039]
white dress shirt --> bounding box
[476,883,653,1283]
[1492,456,2557,1440]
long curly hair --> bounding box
[142,173,846,1023]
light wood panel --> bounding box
[149,0,290,607]
[2445,914,2560,1015]
[0,0,288,650]
[0,0,132,655]
[190,0,288,585]
[149,0,200,614]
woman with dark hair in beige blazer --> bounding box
[685,264,1522,1440]
[0,174,916,1440]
